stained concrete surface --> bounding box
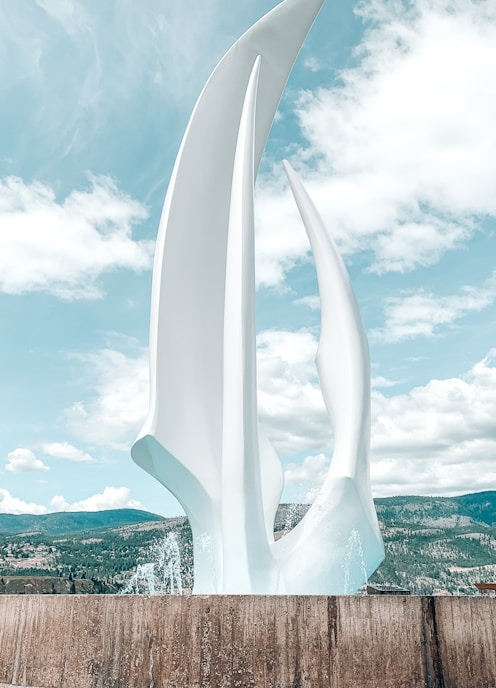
[0,595,494,687]
[0,684,43,687]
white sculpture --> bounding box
[132,0,384,594]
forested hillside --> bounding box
[1,492,495,595]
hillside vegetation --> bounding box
[1,492,495,595]
[0,508,163,536]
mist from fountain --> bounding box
[343,528,369,595]
[121,532,183,595]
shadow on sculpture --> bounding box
[132,0,384,594]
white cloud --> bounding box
[41,442,95,463]
[4,312,479,509]
[6,448,49,473]
[65,348,149,449]
[64,332,328,459]
[0,486,144,515]
[255,0,496,285]
[284,453,330,502]
[285,453,329,486]
[294,294,320,310]
[256,329,496,498]
[371,350,496,495]
[59,335,496,501]
[303,56,325,73]
[371,376,403,389]
[371,273,496,342]
[254,184,312,289]
[0,488,48,515]
[256,329,331,455]
[64,333,328,456]
[0,175,152,300]
[50,486,144,512]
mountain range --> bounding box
[1,491,495,595]
[0,508,163,536]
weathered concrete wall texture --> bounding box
[0,595,494,688]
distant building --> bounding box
[475,583,496,596]
[367,584,410,595]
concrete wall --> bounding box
[0,595,494,688]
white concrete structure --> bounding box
[132,0,384,594]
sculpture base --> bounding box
[0,595,494,687]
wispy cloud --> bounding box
[371,376,403,389]
[294,295,320,310]
[371,272,496,342]
[34,0,89,38]
[0,0,241,164]
[303,56,325,73]
[42,442,95,463]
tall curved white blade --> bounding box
[221,56,276,592]
[132,0,323,593]
[282,161,371,490]
[272,162,384,593]
[132,0,324,505]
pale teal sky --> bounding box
[1,0,496,517]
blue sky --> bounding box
[1,0,495,517]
